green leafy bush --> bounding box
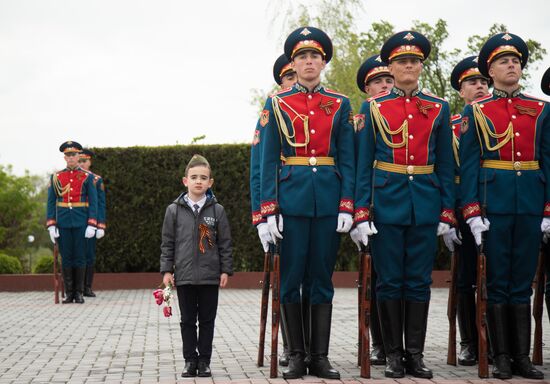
[33,254,54,274]
[0,252,24,274]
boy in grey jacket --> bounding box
[160,154,233,378]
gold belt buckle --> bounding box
[406,165,414,175]
[513,161,521,170]
[309,157,317,166]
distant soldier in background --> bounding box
[46,141,98,304]
[79,148,106,297]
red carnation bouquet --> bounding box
[153,283,174,317]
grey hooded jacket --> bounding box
[160,192,233,285]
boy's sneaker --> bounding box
[181,361,198,378]
[197,361,212,377]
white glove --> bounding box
[336,213,353,233]
[443,228,462,252]
[256,222,272,252]
[85,225,97,239]
[96,229,105,239]
[467,216,490,246]
[356,221,378,246]
[267,214,283,243]
[350,228,361,250]
[437,222,450,236]
[48,226,59,244]
[541,218,550,235]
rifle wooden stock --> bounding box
[53,243,60,304]
[532,248,545,365]
[257,251,271,367]
[447,249,458,365]
[476,244,489,378]
[270,249,280,378]
[359,246,371,378]
[357,249,364,366]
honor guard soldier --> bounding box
[541,68,550,320]
[460,33,549,380]
[446,56,490,365]
[250,53,297,367]
[354,31,455,379]
[79,148,106,297]
[352,54,394,367]
[46,141,98,304]
[259,26,355,379]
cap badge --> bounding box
[472,57,478,63]
[375,55,382,62]
[300,28,312,36]
[404,32,414,41]
[502,33,512,41]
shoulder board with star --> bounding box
[451,114,462,124]
[520,93,548,104]
[473,94,493,104]
[419,89,447,103]
[270,87,294,98]
[323,88,349,99]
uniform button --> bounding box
[310,111,315,115]
[515,132,520,137]
[377,103,382,107]
[516,152,521,157]
[435,103,440,108]
[508,99,512,104]
[408,114,413,119]
[311,129,316,134]
[406,98,410,103]
[312,167,317,173]
[410,155,415,160]
[539,102,543,106]
[517,171,522,176]
[409,176,414,181]
[336,99,341,103]
[512,115,517,119]
[311,149,316,154]
[480,104,484,108]
[70,188,73,191]
[70,179,73,182]
[308,95,312,99]
[409,134,414,139]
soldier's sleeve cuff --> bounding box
[440,208,457,226]
[97,222,107,229]
[462,203,481,221]
[339,198,354,214]
[545,203,550,217]
[251,211,266,226]
[260,201,279,217]
[353,207,370,224]
[87,218,97,227]
[46,219,56,227]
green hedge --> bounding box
[33,254,54,274]
[92,144,448,272]
[0,252,24,274]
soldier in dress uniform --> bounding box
[351,54,394,367]
[46,141,98,304]
[78,148,106,297]
[354,31,455,379]
[250,53,297,367]
[446,56,490,366]
[459,33,549,380]
[541,68,550,322]
[259,26,355,379]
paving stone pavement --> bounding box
[1,288,550,383]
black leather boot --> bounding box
[84,265,96,297]
[378,300,405,378]
[509,304,544,379]
[73,267,86,304]
[280,303,307,379]
[404,301,433,379]
[62,268,75,304]
[181,361,198,377]
[370,280,386,366]
[302,297,311,366]
[546,296,550,326]
[279,318,290,366]
[487,304,512,379]
[457,293,478,365]
[308,304,340,379]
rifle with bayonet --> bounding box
[532,244,546,365]
[257,249,271,367]
[447,241,459,365]
[270,239,281,378]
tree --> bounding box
[0,165,43,258]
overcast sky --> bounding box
[1,0,548,176]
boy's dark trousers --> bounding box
[177,284,219,363]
